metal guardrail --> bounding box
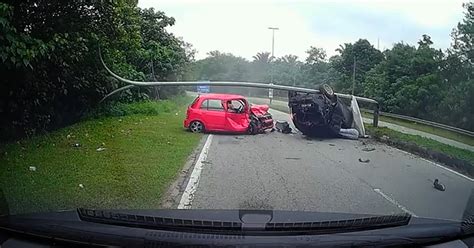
[99,52,381,127]
[381,112,474,137]
[362,108,474,137]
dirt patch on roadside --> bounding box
[370,134,474,178]
[159,135,208,209]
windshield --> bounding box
[1,0,473,227]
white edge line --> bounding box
[178,134,214,209]
[374,188,418,217]
[396,148,474,182]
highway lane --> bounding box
[187,108,473,221]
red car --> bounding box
[184,93,274,134]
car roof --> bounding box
[197,93,245,100]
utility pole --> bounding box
[268,27,279,104]
[352,56,356,95]
[268,27,279,58]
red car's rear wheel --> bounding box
[189,121,204,133]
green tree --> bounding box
[436,2,474,130]
[252,52,272,63]
[0,0,191,139]
[191,51,249,81]
[301,46,329,88]
[305,46,327,65]
[364,37,444,118]
[273,55,303,86]
[137,7,194,98]
[332,39,383,94]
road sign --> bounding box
[197,85,210,93]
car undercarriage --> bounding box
[288,85,354,138]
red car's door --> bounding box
[225,99,250,132]
[199,99,226,131]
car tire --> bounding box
[319,84,335,100]
[248,120,258,135]
[189,121,204,133]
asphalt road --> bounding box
[184,108,473,221]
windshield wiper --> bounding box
[78,208,411,235]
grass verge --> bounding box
[0,96,201,214]
[361,112,474,146]
[366,126,474,176]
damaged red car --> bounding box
[184,93,274,134]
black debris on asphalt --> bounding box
[358,158,370,163]
[329,144,336,146]
[433,179,446,191]
[275,121,292,134]
[285,157,301,160]
[362,147,376,152]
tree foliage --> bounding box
[0,1,192,140]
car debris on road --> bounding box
[358,158,370,163]
[433,179,446,191]
[275,121,292,134]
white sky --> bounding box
[138,0,466,61]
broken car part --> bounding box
[275,121,292,134]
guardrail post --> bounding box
[373,103,379,127]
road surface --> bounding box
[182,108,473,221]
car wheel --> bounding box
[189,121,204,133]
[319,84,335,100]
[248,121,257,135]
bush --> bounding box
[86,98,188,119]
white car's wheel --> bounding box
[189,121,204,133]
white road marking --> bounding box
[178,134,214,209]
[373,188,418,217]
[396,148,474,182]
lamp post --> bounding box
[268,27,279,104]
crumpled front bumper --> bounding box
[258,114,274,130]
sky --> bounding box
[138,0,466,61]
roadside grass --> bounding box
[0,96,201,214]
[366,126,474,165]
[361,112,474,146]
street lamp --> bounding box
[268,27,279,104]
[268,27,279,59]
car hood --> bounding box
[250,104,270,116]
